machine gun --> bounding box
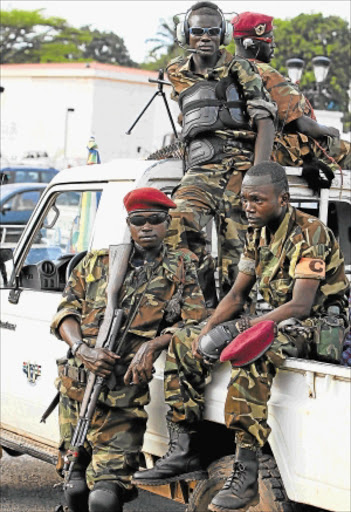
[62,235,132,486]
[126,69,178,140]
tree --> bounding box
[0,9,138,67]
[269,14,350,113]
[141,17,183,71]
[0,9,90,63]
[80,27,138,67]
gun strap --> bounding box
[40,391,60,423]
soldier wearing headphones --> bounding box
[164,1,277,302]
[231,11,350,190]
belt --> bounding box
[59,364,87,384]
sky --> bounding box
[4,0,351,63]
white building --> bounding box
[0,62,180,166]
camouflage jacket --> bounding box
[51,245,207,363]
[166,49,277,142]
[238,206,349,315]
[249,60,314,127]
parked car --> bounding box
[0,166,59,185]
[0,183,46,243]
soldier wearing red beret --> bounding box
[232,11,350,189]
[51,187,207,512]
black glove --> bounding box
[301,156,334,193]
[197,320,239,365]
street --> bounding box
[0,451,186,512]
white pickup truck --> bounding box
[0,158,350,512]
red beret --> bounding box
[220,320,275,366]
[231,12,274,39]
[123,187,177,213]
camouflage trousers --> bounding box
[165,149,253,299]
[273,132,351,173]
[57,387,148,490]
[164,323,298,450]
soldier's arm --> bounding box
[254,118,275,163]
[123,333,172,385]
[290,115,340,140]
[253,278,321,326]
[200,272,256,337]
[51,255,119,377]
[230,58,276,162]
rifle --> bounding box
[62,233,132,486]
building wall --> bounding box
[0,64,180,167]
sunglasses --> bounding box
[128,212,169,226]
[189,27,222,37]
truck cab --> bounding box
[0,158,350,512]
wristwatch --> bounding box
[71,340,84,357]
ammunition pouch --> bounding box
[56,361,88,402]
[278,311,347,363]
[179,78,250,142]
[311,313,346,364]
[185,136,252,169]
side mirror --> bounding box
[0,248,15,288]
[43,204,59,229]
[1,204,11,215]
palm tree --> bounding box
[146,17,180,60]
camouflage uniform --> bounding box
[251,60,351,172]
[164,206,349,449]
[166,50,276,297]
[50,246,206,490]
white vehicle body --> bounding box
[0,159,350,512]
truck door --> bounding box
[0,187,102,451]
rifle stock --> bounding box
[63,237,132,485]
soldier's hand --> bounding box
[76,344,120,377]
[326,127,340,139]
[124,342,155,386]
[192,335,204,361]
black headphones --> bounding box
[176,1,233,46]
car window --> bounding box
[14,191,42,211]
[12,170,40,183]
[24,190,102,267]
[3,190,41,212]
[40,170,57,183]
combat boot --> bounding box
[132,422,207,485]
[63,470,89,512]
[209,447,259,512]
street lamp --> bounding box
[286,58,305,84]
[64,107,75,159]
[312,55,330,85]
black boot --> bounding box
[209,447,259,512]
[132,422,207,485]
[64,470,89,512]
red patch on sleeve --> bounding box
[295,258,325,278]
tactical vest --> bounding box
[179,76,250,141]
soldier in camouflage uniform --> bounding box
[231,12,351,187]
[164,1,277,300]
[50,188,207,512]
[133,162,349,512]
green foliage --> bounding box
[0,9,90,63]
[0,8,137,67]
[271,14,350,112]
[80,27,137,67]
[141,16,183,71]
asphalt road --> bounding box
[0,451,186,512]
